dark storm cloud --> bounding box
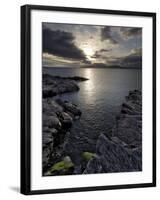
[101,27,118,44]
[43,27,87,61]
[99,48,111,53]
[122,47,142,67]
[91,48,111,59]
[83,60,92,64]
[120,27,142,39]
[108,47,142,68]
[121,54,142,67]
[91,51,102,59]
[91,52,101,59]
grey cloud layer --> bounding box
[120,27,142,39]
[108,48,142,68]
[43,26,87,61]
[91,48,111,59]
[101,27,118,44]
[43,23,142,68]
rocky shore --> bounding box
[43,74,88,98]
[84,90,142,173]
[42,73,142,176]
[42,74,88,174]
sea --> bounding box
[43,67,142,140]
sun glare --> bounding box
[83,46,94,59]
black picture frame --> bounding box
[21,4,156,195]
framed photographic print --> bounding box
[21,4,156,195]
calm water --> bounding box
[43,67,142,137]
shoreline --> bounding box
[42,74,142,175]
[43,73,88,98]
[42,74,88,175]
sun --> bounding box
[83,46,94,59]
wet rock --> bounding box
[50,128,58,135]
[83,156,104,174]
[42,98,82,174]
[43,87,57,98]
[43,99,63,116]
[43,74,85,98]
[55,99,82,117]
[63,129,97,166]
[73,165,83,174]
[65,76,89,81]
[43,115,62,129]
[82,152,96,162]
[42,73,88,175]
[45,156,74,176]
[43,148,52,170]
[84,134,142,174]
[112,90,142,145]
[43,132,53,147]
[111,136,127,147]
[60,112,73,128]
[63,102,82,116]
[46,75,89,82]
[42,131,54,169]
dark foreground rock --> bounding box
[83,134,142,174]
[112,90,142,147]
[42,74,88,175]
[42,98,82,173]
[43,74,88,98]
[84,90,142,174]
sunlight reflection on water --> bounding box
[44,67,142,136]
[83,68,95,99]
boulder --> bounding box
[84,134,142,174]
[60,112,73,128]
[42,74,84,98]
[63,102,82,116]
[43,87,57,98]
[42,131,54,169]
[43,115,62,129]
[112,90,142,145]
[45,156,74,176]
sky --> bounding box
[42,23,142,68]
